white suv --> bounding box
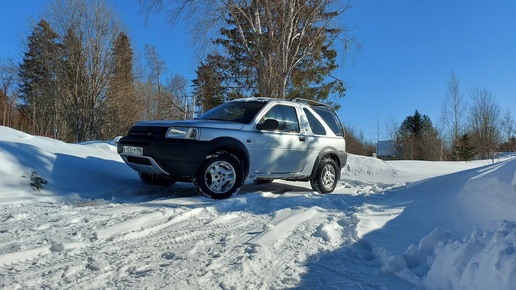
[118,98,347,199]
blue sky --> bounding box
[1,0,515,142]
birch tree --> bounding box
[441,70,466,159]
[500,109,515,152]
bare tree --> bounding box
[0,58,19,127]
[468,87,501,160]
[384,116,399,141]
[440,70,466,159]
[144,45,169,120]
[344,125,366,155]
[135,79,156,121]
[167,74,189,119]
[445,71,465,140]
[44,0,121,141]
[500,108,515,152]
[143,45,187,120]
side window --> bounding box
[303,108,326,135]
[312,107,344,136]
[259,105,300,133]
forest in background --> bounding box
[0,0,514,160]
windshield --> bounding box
[197,101,266,124]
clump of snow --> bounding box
[1,125,515,289]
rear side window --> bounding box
[303,108,326,135]
[312,106,344,136]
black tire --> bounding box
[310,157,339,194]
[139,172,176,187]
[253,178,274,185]
[193,152,245,199]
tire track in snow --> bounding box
[1,192,365,289]
[0,203,262,289]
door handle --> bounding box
[299,136,306,141]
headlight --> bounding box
[165,127,200,140]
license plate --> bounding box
[123,146,143,156]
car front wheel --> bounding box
[194,152,245,199]
[310,157,339,194]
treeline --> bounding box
[3,0,512,160]
[439,73,516,160]
[0,1,192,142]
[363,71,516,161]
[1,0,355,142]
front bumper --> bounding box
[119,154,169,175]
[118,137,212,180]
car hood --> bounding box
[135,119,246,130]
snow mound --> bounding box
[362,157,516,290]
[343,153,397,177]
[426,221,516,290]
[0,126,139,203]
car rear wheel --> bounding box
[194,152,245,199]
[310,157,338,193]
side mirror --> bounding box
[256,119,279,131]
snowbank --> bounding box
[0,126,141,204]
[359,157,516,290]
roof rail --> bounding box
[290,98,329,107]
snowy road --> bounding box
[0,181,401,289]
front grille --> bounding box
[127,126,167,139]
[128,128,159,138]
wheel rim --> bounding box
[204,161,236,194]
[321,164,336,189]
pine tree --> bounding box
[454,134,476,161]
[193,54,231,113]
[18,19,60,137]
[214,0,346,104]
[60,28,88,142]
[287,29,345,109]
[104,32,137,138]
[397,110,441,160]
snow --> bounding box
[1,125,515,290]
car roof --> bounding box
[229,97,333,110]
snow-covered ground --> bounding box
[0,125,515,290]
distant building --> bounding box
[376,140,399,160]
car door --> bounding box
[253,104,308,174]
